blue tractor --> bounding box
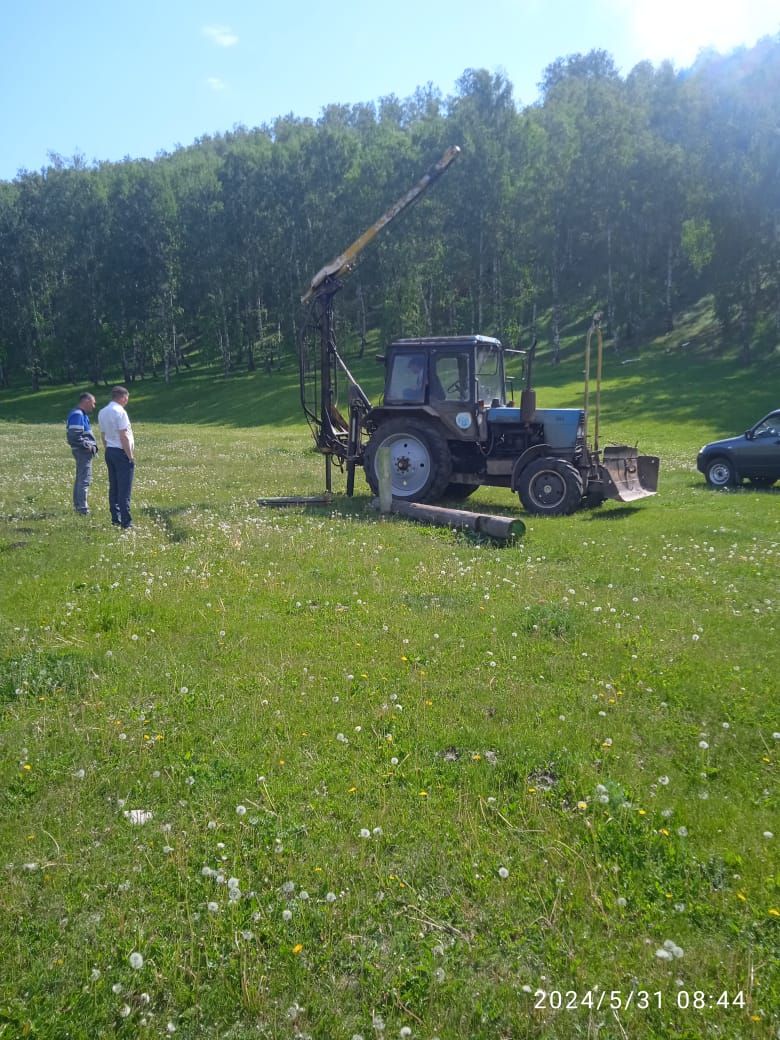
[299,149,659,515]
[358,330,658,515]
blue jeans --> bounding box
[71,447,93,513]
[105,448,135,527]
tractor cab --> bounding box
[382,335,506,410]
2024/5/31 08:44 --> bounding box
[532,989,746,1010]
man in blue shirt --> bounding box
[66,392,98,514]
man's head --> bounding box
[79,392,96,413]
[110,386,130,405]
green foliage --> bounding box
[2,41,780,390]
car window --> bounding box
[754,415,780,438]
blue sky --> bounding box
[1,0,778,181]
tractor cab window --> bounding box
[475,344,504,405]
[431,352,470,402]
[386,352,427,403]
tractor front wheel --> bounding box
[517,458,584,516]
[364,419,453,503]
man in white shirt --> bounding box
[98,386,135,529]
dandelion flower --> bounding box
[236,804,247,816]
[359,828,371,839]
[498,867,509,879]
[698,740,709,750]
[292,943,303,955]
[207,901,219,912]
[325,892,337,903]
[764,831,774,839]
[128,952,144,970]
[655,948,673,961]
[282,909,292,922]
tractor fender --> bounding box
[510,445,560,491]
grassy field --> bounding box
[0,339,778,1039]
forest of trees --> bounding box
[1,38,779,390]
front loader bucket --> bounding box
[599,446,660,503]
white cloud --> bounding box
[202,24,239,47]
[605,0,779,68]
[206,77,227,92]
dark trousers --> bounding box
[105,447,135,527]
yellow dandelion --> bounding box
[737,892,747,902]
[768,908,779,917]
[576,801,588,810]
[419,790,428,797]
[659,828,670,836]
[637,809,646,816]
[292,944,303,956]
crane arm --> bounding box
[301,145,461,304]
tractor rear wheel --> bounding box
[364,419,453,503]
[517,458,584,516]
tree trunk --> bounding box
[665,240,674,333]
[357,282,368,356]
[551,256,561,365]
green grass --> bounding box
[0,338,778,1039]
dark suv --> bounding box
[697,409,780,488]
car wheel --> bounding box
[704,457,736,488]
[364,418,453,503]
[517,458,584,516]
